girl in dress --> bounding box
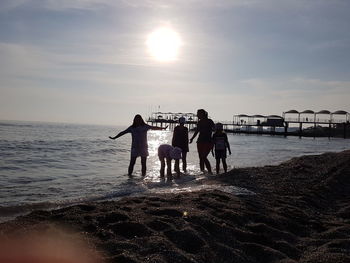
[109,114,166,176]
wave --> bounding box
[0,175,182,220]
[89,148,127,155]
[0,173,254,223]
[0,166,24,171]
[0,183,147,222]
[0,122,35,128]
[0,201,60,218]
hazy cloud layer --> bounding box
[0,0,349,124]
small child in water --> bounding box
[172,117,189,173]
[158,144,182,178]
[212,123,231,174]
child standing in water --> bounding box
[109,114,166,176]
[158,144,182,179]
[212,123,231,174]
[172,117,189,174]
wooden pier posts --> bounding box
[314,122,316,139]
[299,122,303,138]
[284,123,288,137]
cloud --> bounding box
[0,0,109,12]
[0,43,52,80]
[0,0,311,12]
[0,0,27,12]
[1,0,349,125]
[39,0,111,11]
[237,77,350,112]
[0,41,142,82]
[240,77,350,91]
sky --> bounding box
[0,0,349,125]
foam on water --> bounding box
[0,172,252,223]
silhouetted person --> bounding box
[212,123,231,174]
[172,117,189,173]
[109,114,166,176]
[158,144,182,179]
[190,109,215,173]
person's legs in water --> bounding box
[198,143,212,173]
[199,152,212,173]
[197,143,205,171]
[216,158,220,174]
[128,156,137,175]
[159,157,165,177]
[174,159,180,177]
[222,157,228,173]
[182,151,187,172]
[203,143,213,174]
[166,157,172,179]
[203,156,212,174]
[199,157,205,171]
[141,157,147,176]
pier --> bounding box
[147,109,350,138]
[224,109,349,138]
[221,114,285,135]
[147,112,198,130]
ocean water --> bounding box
[1,120,350,221]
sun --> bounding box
[146,27,182,62]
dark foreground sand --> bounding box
[1,150,350,263]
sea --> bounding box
[1,120,350,222]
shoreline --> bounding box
[1,150,350,262]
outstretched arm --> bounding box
[189,130,198,144]
[150,125,168,131]
[109,128,129,140]
[172,129,176,146]
[185,128,189,145]
[225,135,231,155]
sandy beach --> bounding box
[1,150,350,263]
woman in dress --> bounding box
[190,109,215,173]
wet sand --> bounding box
[1,150,350,263]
